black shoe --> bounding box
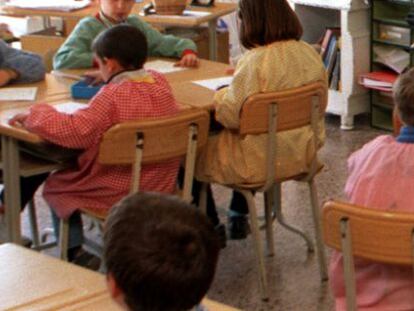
[70,248,101,271]
[214,223,227,249]
[228,215,250,240]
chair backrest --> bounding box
[98,109,210,200]
[323,200,414,311]
[238,82,327,189]
[239,81,327,135]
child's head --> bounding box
[104,192,221,311]
[238,0,303,49]
[92,25,147,81]
[98,0,135,22]
[393,67,414,126]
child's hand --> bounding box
[9,113,29,127]
[175,53,199,68]
[83,70,103,85]
[225,67,235,75]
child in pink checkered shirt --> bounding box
[8,25,179,265]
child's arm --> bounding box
[214,53,259,129]
[15,89,116,149]
[53,18,101,70]
[0,40,45,84]
[131,17,198,63]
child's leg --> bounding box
[50,209,84,260]
[0,173,49,211]
[228,191,250,239]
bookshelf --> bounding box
[370,0,414,131]
[290,0,370,130]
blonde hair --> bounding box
[393,68,414,126]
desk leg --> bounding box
[2,136,22,244]
[208,18,218,61]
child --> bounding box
[194,0,327,239]
[0,39,45,87]
[9,25,180,264]
[53,0,198,70]
[329,68,414,310]
[104,192,221,311]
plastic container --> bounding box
[71,81,103,99]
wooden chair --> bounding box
[59,109,210,260]
[200,82,328,300]
[323,200,414,311]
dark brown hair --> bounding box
[238,0,303,49]
[393,68,414,126]
[92,24,147,70]
[104,192,220,311]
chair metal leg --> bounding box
[264,190,274,257]
[273,183,314,252]
[59,218,69,261]
[308,179,328,281]
[240,189,269,301]
[28,199,40,248]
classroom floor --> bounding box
[0,114,385,311]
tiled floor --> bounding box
[0,114,385,310]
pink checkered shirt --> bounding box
[24,69,180,219]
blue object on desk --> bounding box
[71,81,103,99]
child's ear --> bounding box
[105,58,121,72]
[106,273,125,305]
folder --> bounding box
[358,71,398,92]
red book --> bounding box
[358,71,398,92]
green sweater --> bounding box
[53,15,197,69]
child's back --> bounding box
[330,68,414,311]
[24,69,179,219]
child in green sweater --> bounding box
[53,0,198,70]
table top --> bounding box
[0,243,239,311]
[0,1,237,26]
[0,58,229,142]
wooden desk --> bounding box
[0,1,236,60]
[1,58,228,244]
[0,243,240,311]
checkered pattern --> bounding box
[24,70,179,219]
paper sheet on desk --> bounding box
[0,87,37,101]
[145,60,186,74]
[6,0,91,11]
[54,102,88,114]
[192,77,233,91]
[139,9,211,17]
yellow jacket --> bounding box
[196,40,327,185]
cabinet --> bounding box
[370,0,414,131]
[290,0,370,129]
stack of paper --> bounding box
[0,87,37,101]
[359,71,398,92]
[6,0,91,12]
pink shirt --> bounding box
[24,70,180,219]
[330,135,414,310]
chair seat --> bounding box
[210,164,324,191]
[79,207,108,221]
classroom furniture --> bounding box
[370,0,413,131]
[291,0,370,130]
[0,0,237,61]
[0,243,240,311]
[0,58,229,244]
[58,109,210,260]
[199,82,328,300]
[323,200,414,311]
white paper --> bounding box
[0,87,37,101]
[6,0,90,11]
[54,102,88,114]
[192,76,233,91]
[145,60,186,74]
[183,10,211,17]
